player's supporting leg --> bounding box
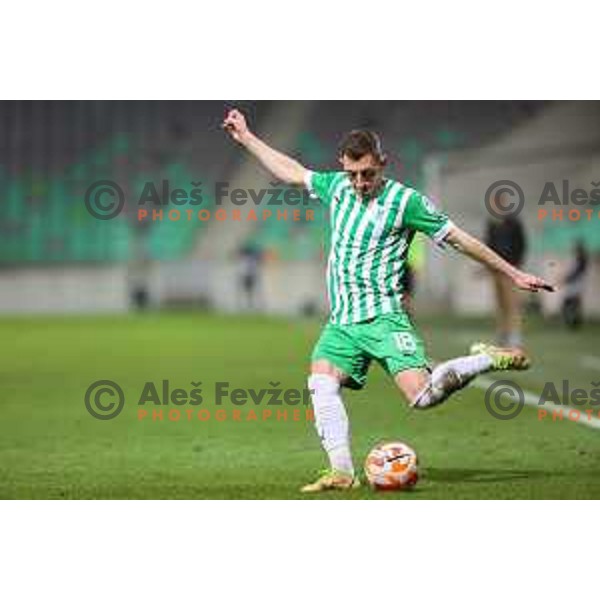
[301,360,359,493]
[308,372,354,474]
[396,344,530,409]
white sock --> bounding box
[434,354,493,383]
[307,373,354,476]
[414,354,493,409]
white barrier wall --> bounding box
[155,259,327,316]
[0,266,129,314]
[427,253,600,317]
[0,259,327,317]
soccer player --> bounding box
[223,108,555,492]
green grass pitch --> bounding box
[1,311,600,499]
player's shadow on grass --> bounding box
[423,467,548,484]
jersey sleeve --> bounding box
[402,190,453,244]
[303,170,342,207]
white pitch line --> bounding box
[472,376,600,431]
[581,355,600,371]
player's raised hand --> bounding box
[512,270,556,293]
[222,109,250,142]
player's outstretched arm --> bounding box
[444,225,556,293]
[222,109,308,186]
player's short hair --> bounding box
[338,130,385,163]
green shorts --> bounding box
[311,311,430,390]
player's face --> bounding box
[340,153,385,199]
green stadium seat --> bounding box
[1,134,213,264]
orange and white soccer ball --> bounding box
[364,440,419,491]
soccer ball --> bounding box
[364,440,419,491]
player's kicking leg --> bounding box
[397,342,530,409]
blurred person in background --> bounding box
[400,263,416,318]
[485,193,527,348]
[561,240,589,329]
[237,242,264,312]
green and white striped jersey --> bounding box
[305,170,453,325]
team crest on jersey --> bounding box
[369,204,386,222]
[368,204,388,238]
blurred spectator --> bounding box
[561,241,589,329]
[400,265,415,318]
[237,243,264,312]
[485,194,527,348]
